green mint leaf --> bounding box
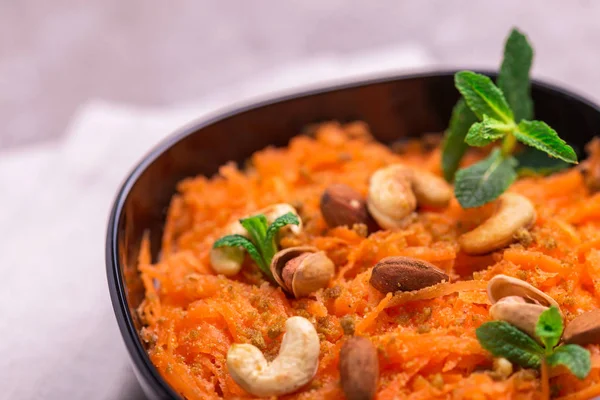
[264,212,300,263]
[476,321,543,369]
[454,149,517,208]
[515,120,578,164]
[240,214,269,258]
[498,28,534,122]
[547,344,592,380]
[516,147,570,177]
[240,214,269,244]
[213,234,268,274]
[442,100,478,181]
[455,71,514,124]
[535,306,563,351]
[465,115,512,147]
[265,212,300,245]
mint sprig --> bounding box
[452,71,577,207]
[476,306,591,381]
[442,28,532,181]
[213,212,300,278]
[442,28,578,207]
[536,307,591,379]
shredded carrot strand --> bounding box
[386,280,487,309]
[555,384,600,400]
[541,361,550,400]
[355,293,392,334]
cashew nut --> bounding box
[210,203,302,276]
[227,316,319,397]
[367,165,451,229]
[458,193,536,255]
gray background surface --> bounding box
[3,0,600,151]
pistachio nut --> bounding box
[487,274,561,341]
[270,246,335,298]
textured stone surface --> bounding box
[2,0,600,150]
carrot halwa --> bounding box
[138,122,600,399]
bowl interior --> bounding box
[106,71,600,398]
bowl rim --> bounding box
[105,69,600,398]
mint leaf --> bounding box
[240,214,269,244]
[515,120,578,164]
[465,115,511,147]
[536,306,563,351]
[442,100,478,181]
[213,234,268,273]
[547,345,591,379]
[455,71,514,124]
[454,149,517,208]
[265,212,300,245]
[476,321,543,369]
[498,28,534,122]
[516,147,570,177]
[240,214,269,260]
[264,212,300,262]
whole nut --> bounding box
[320,184,372,229]
[339,337,379,400]
[227,316,319,397]
[281,253,311,291]
[271,246,335,298]
[563,309,600,346]
[487,275,561,342]
[367,165,451,230]
[459,193,536,255]
[369,256,449,293]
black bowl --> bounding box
[106,71,600,399]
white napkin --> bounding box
[0,45,433,400]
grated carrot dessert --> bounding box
[138,122,600,399]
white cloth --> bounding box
[0,45,432,400]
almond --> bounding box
[320,184,372,229]
[369,256,448,293]
[339,336,379,400]
[563,309,600,346]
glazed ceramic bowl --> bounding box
[106,71,600,399]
